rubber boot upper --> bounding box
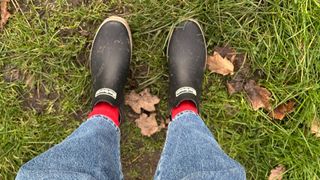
[168,20,206,111]
[90,17,131,114]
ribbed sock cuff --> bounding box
[88,102,120,127]
[171,100,198,119]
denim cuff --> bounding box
[172,110,199,121]
[87,115,120,133]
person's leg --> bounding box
[17,16,132,180]
[154,20,245,179]
[16,116,122,180]
[154,111,245,180]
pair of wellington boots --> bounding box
[91,16,206,121]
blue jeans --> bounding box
[16,111,245,180]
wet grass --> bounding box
[1,0,320,179]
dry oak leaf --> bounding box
[207,52,234,76]
[213,45,236,62]
[311,118,320,137]
[226,80,244,95]
[125,88,160,114]
[213,45,235,57]
[0,0,10,29]
[135,113,163,137]
[244,80,271,111]
[269,100,295,120]
[159,119,166,129]
[214,45,247,71]
[268,164,286,180]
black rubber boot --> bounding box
[167,19,207,111]
[90,16,132,120]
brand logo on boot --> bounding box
[95,88,117,99]
[175,87,197,97]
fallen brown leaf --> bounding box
[159,119,166,129]
[213,46,249,95]
[244,80,271,111]
[269,100,295,120]
[226,80,244,95]
[0,0,10,29]
[159,118,170,129]
[252,69,267,81]
[207,52,234,76]
[125,88,160,114]
[311,118,320,137]
[214,45,248,72]
[135,113,163,137]
[232,53,246,71]
[268,165,286,180]
[213,45,236,61]
[165,118,170,124]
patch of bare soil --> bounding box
[122,151,161,180]
[2,66,60,114]
[127,64,149,90]
[70,93,91,121]
[22,83,60,114]
[75,42,91,67]
[2,65,21,82]
[71,109,86,121]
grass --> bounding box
[1,0,320,179]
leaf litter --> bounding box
[125,88,164,137]
[244,79,272,111]
[209,45,272,111]
[0,0,10,29]
[268,164,286,180]
[207,45,301,177]
[311,117,320,137]
[208,45,297,120]
[135,113,164,137]
[213,45,237,63]
[269,100,295,120]
[207,51,234,76]
[125,88,160,114]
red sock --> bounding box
[171,100,198,119]
[88,102,120,127]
